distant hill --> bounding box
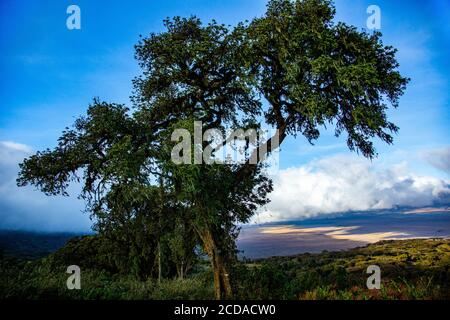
[0,230,85,260]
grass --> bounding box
[1,238,449,300]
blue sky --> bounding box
[0,0,449,231]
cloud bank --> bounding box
[255,154,450,223]
[422,147,450,175]
[1,140,449,230]
[0,141,90,232]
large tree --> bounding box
[18,0,408,299]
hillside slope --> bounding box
[0,238,449,299]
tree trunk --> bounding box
[157,241,161,284]
[196,226,233,299]
[216,253,232,298]
[157,175,164,284]
[177,261,185,280]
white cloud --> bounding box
[0,141,33,166]
[2,140,449,230]
[0,141,90,232]
[422,147,450,174]
[255,154,450,223]
[0,141,33,153]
